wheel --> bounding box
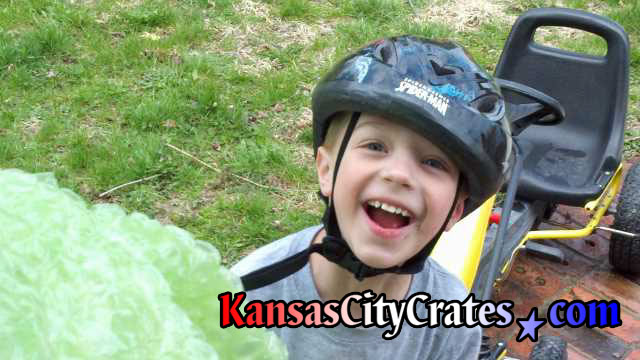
[609,162,640,273]
[528,336,568,360]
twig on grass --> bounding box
[99,174,162,198]
[166,143,221,173]
[165,143,299,197]
[627,136,640,142]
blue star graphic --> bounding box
[516,308,546,342]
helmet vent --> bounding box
[472,94,499,114]
[430,60,456,76]
[375,41,397,65]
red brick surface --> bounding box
[489,159,640,359]
[568,345,596,360]
[579,271,640,315]
[626,349,640,360]
[565,286,640,344]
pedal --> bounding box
[524,241,566,264]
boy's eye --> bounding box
[366,142,385,152]
[423,158,446,170]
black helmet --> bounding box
[240,36,514,290]
[313,36,512,216]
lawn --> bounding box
[1,0,638,265]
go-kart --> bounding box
[432,7,634,360]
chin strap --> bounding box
[240,112,460,291]
[319,183,461,281]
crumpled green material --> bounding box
[0,169,287,360]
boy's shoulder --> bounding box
[230,225,322,305]
[231,225,322,278]
[413,257,469,303]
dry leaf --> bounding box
[163,120,177,128]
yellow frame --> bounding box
[433,164,624,292]
[433,195,496,290]
[495,164,624,277]
[525,164,624,241]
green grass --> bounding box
[1,0,639,265]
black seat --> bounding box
[495,8,629,206]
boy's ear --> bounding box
[316,146,333,198]
[445,192,468,231]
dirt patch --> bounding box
[154,195,194,225]
[289,188,323,215]
[418,0,516,32]
[272,106,312,144]
[115,0,145,9]
[22,116,42,136]
[290,145,314,171]
[584,1,612,15]
[532,0,610,49]
[95,12,111,25]
[418,0,612,34]
[140,27,174,41]
[79,116,108,141]
[210,0,335,75]
[212,23,282,75]
[155,180,232,224]
[232,0,270,18]
[67,0,100,6]
[271,20,335,49]
[534,26,584,43]
[310,45,336,69]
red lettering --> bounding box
[288,301,304,326]
[218,292,246,327]
[266,302,286,326]
[304,302,323,326]
[324,302,339,326]
[246,302,264,326]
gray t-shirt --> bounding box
[231,225,481,360]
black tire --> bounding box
[529,336,568,360]
[609,162,640,273]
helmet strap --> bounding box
[324,112,361,238]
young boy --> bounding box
[231,35,512,359]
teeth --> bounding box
[367,200,410,218]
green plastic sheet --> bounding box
[0,169,286,360]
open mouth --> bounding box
[364,200,412,229]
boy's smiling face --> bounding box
[316,113,466,269]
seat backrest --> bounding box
[495,8,629,206]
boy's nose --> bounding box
[381,159,414,189]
